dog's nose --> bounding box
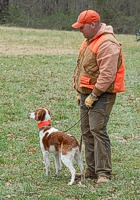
[28,112,35,120]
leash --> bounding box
[79,134,83,152]
[63,111,87,152]
[63,112,87,133]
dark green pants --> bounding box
[80,92,116,178]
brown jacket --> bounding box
[73,23,125,96]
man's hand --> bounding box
[77,93,81,106]
[85,93,98,108]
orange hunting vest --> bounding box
[73,33,125,94]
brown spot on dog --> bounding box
[35,109,46,121]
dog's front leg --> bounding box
[43,151,50,176]
[54,152,61,174]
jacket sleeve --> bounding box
[93,40,121,96]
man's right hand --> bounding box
[76,93,80,106]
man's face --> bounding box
[79,22,97,40]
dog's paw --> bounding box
[67,181,74,186]
[46,171,51,176]
[55,169,61,175]
[77,181,86,188]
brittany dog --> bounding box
[28,107,84,185]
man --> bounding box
[72,10,125,184]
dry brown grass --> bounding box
[0,26,82,55]
[0,44,78,55]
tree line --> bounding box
[0,0,140,34]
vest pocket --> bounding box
[80,76,91,84]
[80,76,94,89]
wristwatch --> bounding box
[91,93,98,101]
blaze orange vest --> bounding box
[74,33,125,94]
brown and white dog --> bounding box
[28,108,84,185]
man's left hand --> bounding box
[85,93,98,108]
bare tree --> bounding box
[0,0,9,20]
[1,0,140,33]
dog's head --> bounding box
[28,108,51,122]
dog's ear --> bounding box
[45,108,51,115]
[35,109,46,121]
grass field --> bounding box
[0,26,140,200]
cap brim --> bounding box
[72,22,84,29]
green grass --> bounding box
[0,26,140,200]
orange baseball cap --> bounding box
[72,10,100,29]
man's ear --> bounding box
[91,22,95,28]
